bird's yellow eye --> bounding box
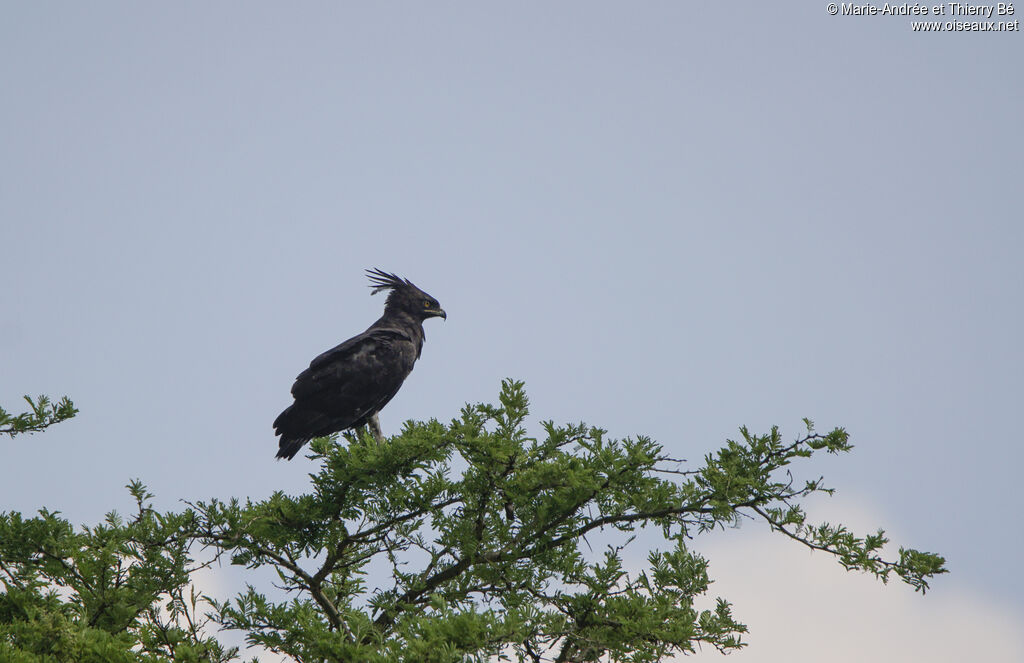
[423,300,432,309]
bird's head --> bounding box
[367,268,447,322]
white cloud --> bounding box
[687,495,1024,662]
[185,563,291,663]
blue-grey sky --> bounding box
[2,4,1021,660]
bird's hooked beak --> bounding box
[435,308,447,320]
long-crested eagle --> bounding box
[273,269,446,460]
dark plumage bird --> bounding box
[273,269,446,460]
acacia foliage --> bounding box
[193,380,945,662]
[0,383,947,662]
[0,482,234,663]
[0,395,77,438]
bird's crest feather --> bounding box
[366,268,415,295]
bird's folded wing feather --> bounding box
[290,327,414,403]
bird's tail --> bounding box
[273,404,314,460]
[275,435,310,461]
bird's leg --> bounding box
[368,413,383,442]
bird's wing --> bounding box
[289,327,416,405]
